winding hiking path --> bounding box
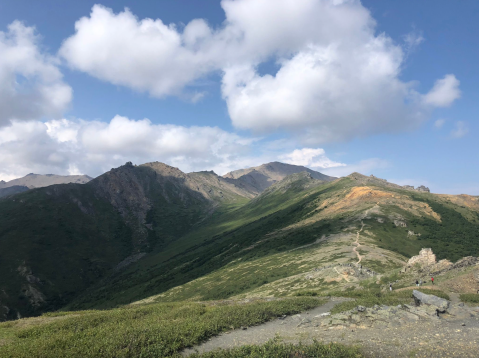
[353,220,365,265]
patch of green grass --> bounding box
[0,298,322,358]
[460,293,479,304]
[189,338,363,358]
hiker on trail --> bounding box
[431,277,434,285]
[389,283,392,291]
[416,280,419,287]
[419,279,422,286]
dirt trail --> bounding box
[353,220,365,265]
[351,205,376,266]
[183,298,479,357]
[334,267,350,282]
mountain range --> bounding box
[0,174,92,198]
[0,161,478,322]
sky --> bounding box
[0,0,477,194]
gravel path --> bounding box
[183,298,479,358]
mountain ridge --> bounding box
[223,161,336,193]
[0,173,93,190]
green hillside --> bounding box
[67,172,479,310]
[1,162,479,322]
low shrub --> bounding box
[460,293,479,304]
[0,298,322,358]
[190,339,363,358]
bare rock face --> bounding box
[401,184,430,193]
[407,248,436,267]
[429,259,453,273]
[394,220,407,227]
[413,290,449,312]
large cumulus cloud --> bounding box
[60,0,460,143]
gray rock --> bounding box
[357,305,366,312]
[413,290,449,312]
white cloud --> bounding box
[434,119,446,129]
[0,115,370,181]
[60,1,460,144]
[0,21,72,126]
[0,116,262,180]
[403,31,424,57]
[59,5,213,98]
[280,148,346,169]
[423,74,461,108]
[450,121,468,138]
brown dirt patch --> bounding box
[438,194,479,211]
[314,186,441,222]
[441,271,479,294]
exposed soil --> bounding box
[183,298,479,358]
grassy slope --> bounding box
[0,298,324,358]
[69,175,479,310]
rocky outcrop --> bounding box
[413,290,449,312]
[416,185,430,193]
[401,249,478,275]
[316,295,479,330]
[429,256,478,276]
[407,248,436,267]
[402,248,452,274]
[401,185,431,193]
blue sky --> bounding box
[0,0,477,194]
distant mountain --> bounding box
[0,173,93,190]
[0,185,29,198]
[223,161,335,193]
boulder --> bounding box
[413,290,449,312]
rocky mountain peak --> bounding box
[223,161,335,193]
[140,161,187,179]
